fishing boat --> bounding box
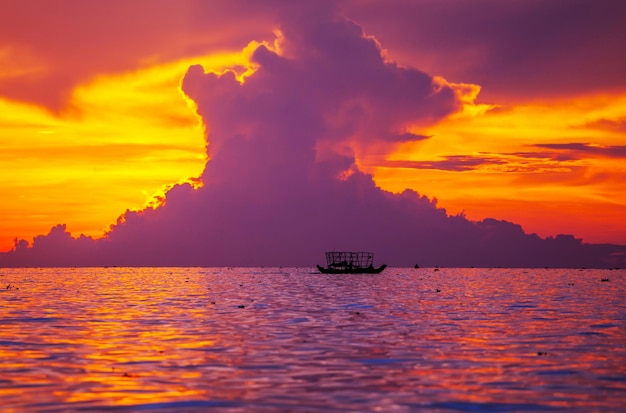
[317,251,386,274]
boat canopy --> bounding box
[326,251,374,269]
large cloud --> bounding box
[4,0,625,109]
[345,0,626,101]
[2,7,625,268]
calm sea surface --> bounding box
[0,267,624,412]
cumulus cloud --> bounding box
[2,7,625,268]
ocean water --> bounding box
[0,267,624,412]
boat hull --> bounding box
[317,264,387,274]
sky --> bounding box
[1,0,625,267]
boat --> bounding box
[317,251,387,274]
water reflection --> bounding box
[0,267,624,412]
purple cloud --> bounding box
[382,155,507,172]
[531,143,626,159]
[2,7,625,268]
[344,0,626,100]
[386,132,432,143]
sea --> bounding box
[0,267,624,412]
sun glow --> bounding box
[366,92,626,244]
[0,51,251,251]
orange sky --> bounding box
[1,1,625,251]
[366,90,626,244]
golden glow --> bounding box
[2,34,625,250]
[365,91,626,244]
[0,51,251,251]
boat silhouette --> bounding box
[317,251,386,274]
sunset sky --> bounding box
[1,0,625,257]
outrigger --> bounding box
[317,251,386,274]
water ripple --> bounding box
[0,267,624,412]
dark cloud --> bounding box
[510,150,578,162]
[531,143,626,159]
[386,132,432,143]
[382,155,507,172]
[2,7,625,268]
[344,0,626,100]
[4,0,626,111]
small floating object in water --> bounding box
[601,278,610,282]
[537,352,548,356]
[436,289,441,293]
[237,305,245,309]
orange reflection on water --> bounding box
[0,267,624,412]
